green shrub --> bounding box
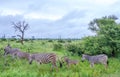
[53,43,63,51]
[57,39,65,43]
[48,40,53,42]
[66,44,82,56]
[67,39,71,43]
[10,38,17,41]
[1,38,7,41]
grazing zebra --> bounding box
[61,56,79,67]
[29,53,58,71]
[4,44,30,60]
[4,44,20,58]
[81,54,108,68]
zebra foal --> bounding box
[61,56,79,67]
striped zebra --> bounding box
[61,56,79,67]
[4,44,20,58]
[81,54,108,68]
[15,51,30,60]
[29,53,58,71]
[4,44,30,60]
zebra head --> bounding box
[4,44,12,56]
[81,54,87,62]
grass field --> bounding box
[0,40,120,77]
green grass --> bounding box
[0,40,120,77]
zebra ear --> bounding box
[7,44,12,48]
[7,44,10,46]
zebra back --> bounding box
[29,53,57,66]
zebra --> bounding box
[61,56,79,67]
[4,44,30,60]
[81,54,108,68]
[28,53,58,71]
[4,44,20,58]
[15,51,30,60]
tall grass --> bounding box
[0,40,120,77]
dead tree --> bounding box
[12,21,29,45]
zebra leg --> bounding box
[12,52,18,60]
[51,61,57,71]
[90,63,94,68]
[103,62,108,69]
[12,54,16,59]
[29,59,33,64]
[4,53,7,66]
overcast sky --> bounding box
[0,0,120,38]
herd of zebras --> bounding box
[4,44,108,71]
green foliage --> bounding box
[66,43,82,56]
[80,36,100,55]
[87,15,120,57]
[88,15,117,32]
[0,38,7,41]
[10,38,17,41]
[53,43,63,51]
[67,39,72,43]
[48,39,53,42]
[57,39,65,43]
[0,40,120,77]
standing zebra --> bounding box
[4,44,20,58]
[29,53,58,71]
[81,54,108,68]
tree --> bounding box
[12,21,29,45]
[88,15,118,32]
[87,15,120,57]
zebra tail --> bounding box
[57,57,63,68]
[107,60,109,65]
[59,60,63,68]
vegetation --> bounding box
[0,15,120,77]
[0,39,120,77]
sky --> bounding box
[0,0,120,39]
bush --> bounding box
[53,43,63,51]
[48,40,53,42]
[67,39,72,43]
[1,38,7,41]
[57,39,65,43]
[41,42,45,45]
[10,38,16,41]
[24,39,30,42]
[66,44,82,56]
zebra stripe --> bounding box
[82,54,108,68]
[29,53,57,70]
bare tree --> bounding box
[12,21,29,45]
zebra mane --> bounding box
[83,54,91,61]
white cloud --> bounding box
[0,0,120,38]
[92,0,118,5]
[24,12,62,20]
[0,9,23,16]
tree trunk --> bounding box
[21,32,24,45]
